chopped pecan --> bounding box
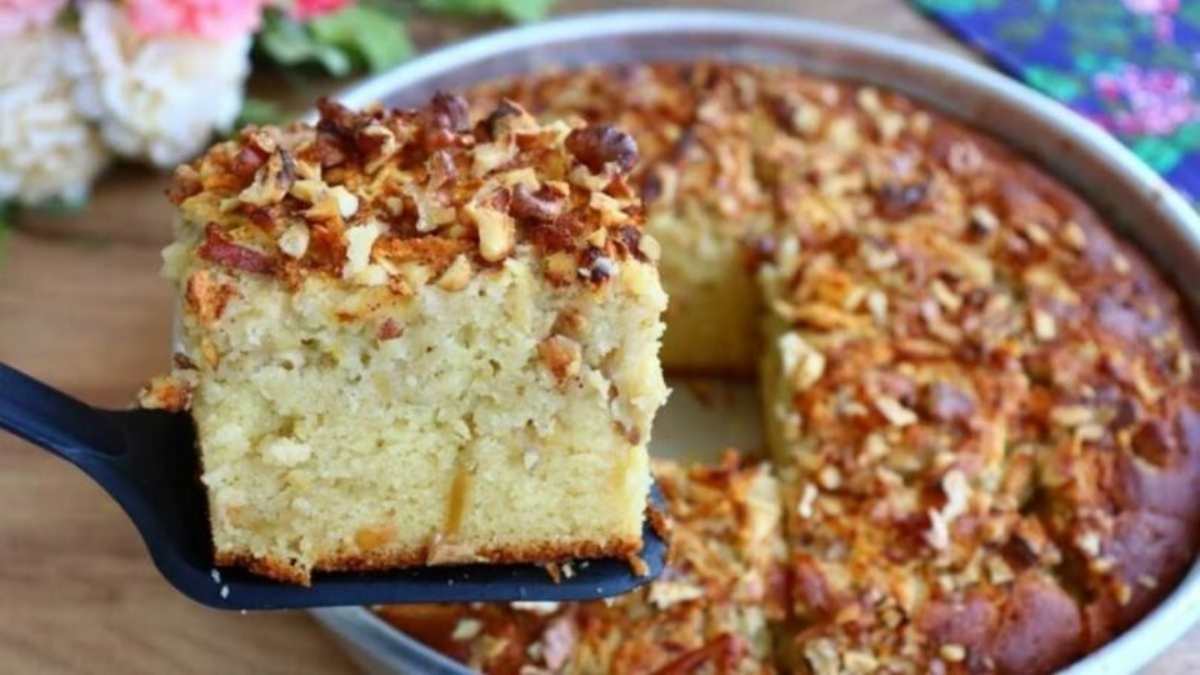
[1131,420,1175,467]
[481,99,523,138]
[314,130,351,168]
[428,91,470,132]
[198,223,275,274]
[651,634,743,675]
[616,225,642,259]
[876,181,928,219]
[185,269,236,324]
[510,183,563,223]
[229,145,267,180]
[537,335,581,383]
[166,165,203,205]
[316,97,359,138]
[565,124,639,173]
[579,246,614,282]
[315,98,360,167]
[238,150,295,207]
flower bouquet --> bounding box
[0,0,553,219]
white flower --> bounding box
[74,1,252,167]
[0,27,110,206]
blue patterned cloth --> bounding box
[914,0,1200,203]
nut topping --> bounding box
[510,183,564,223]
[565,124,639,173]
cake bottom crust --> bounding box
[215,536,644,586]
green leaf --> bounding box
[236,97,285,128]
[308,5,413,73]
[257,11,353,76]
[1181,1,1200,25]
[419,0,556,23]
[1022,66,1085,101]
[1131,136,1184,173]
[1170,122,1200,151]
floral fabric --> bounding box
[915,0,1200,203]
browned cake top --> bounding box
[377,452,786,675]
[469,63,1200,673]
[749,69,1200,673]
[166,94,657,294]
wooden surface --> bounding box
[1,1,1195,672]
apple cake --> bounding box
[403,62,1196,674]
[377,451,787,674]
[142,94,669,584]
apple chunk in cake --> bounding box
[144,95,669,584]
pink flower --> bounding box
[1093,65,1200,136]
[1154,14,1174,41]
[1123,0,1179,40]
[126,0,264,40]
[0,0,67,37]
[291,0,351,20]
[1123,0,1178,14]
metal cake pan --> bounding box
[309,9,1200,674]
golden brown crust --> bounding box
[215,536,642,587]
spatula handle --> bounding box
[0,363,125,460]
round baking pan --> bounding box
[309,9,1200,674]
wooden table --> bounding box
[2,1,1196,672]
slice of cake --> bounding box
[376,451,787,674]
[144,95,669,584]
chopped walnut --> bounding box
[278,223,310,259]
[238,150,294,207]
[939,644,966,662]
[565,124,639,173]
[537,335,581,383]
[360,122,399,174]
[342,220,384,282]
[198,224,274,274]
[185,269,235,325]
[779,333,827,390]
[874,395,918,427]
[469,202,516,262]
[510,183,563,222]
[436,254,473,292]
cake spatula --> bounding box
[0,362,667,610]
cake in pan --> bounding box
[377,452,787,675]
[141,95,669,585]
[375,63,1199,674]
